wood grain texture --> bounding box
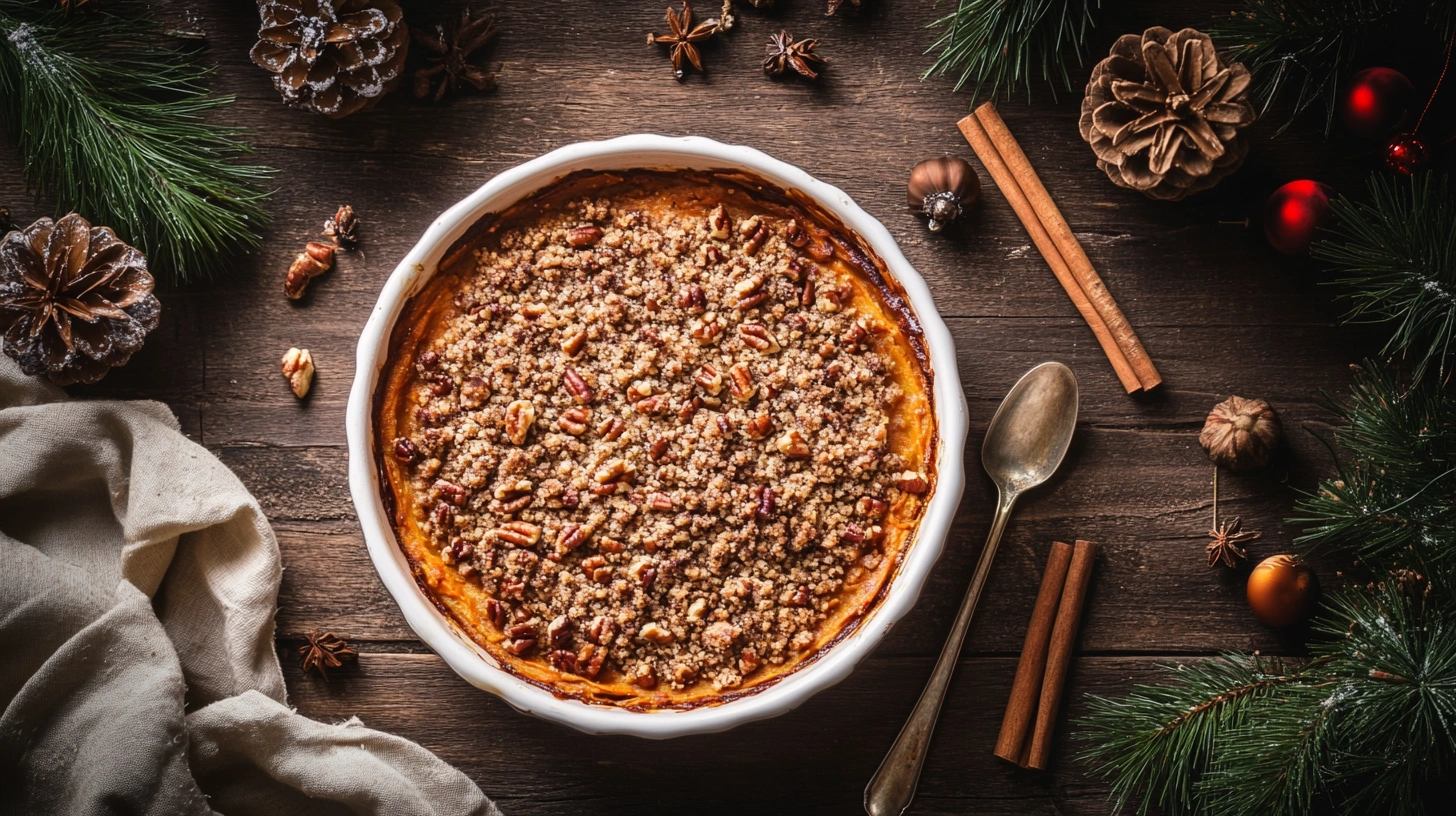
[1,0,1379,811]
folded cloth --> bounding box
[0,359,499,816]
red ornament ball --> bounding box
[1263,180,1335,256]
[1340,67,1415,138]
[1383,133,1432,175]
[1247,554,1319,627]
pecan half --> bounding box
[595,459,635,486]
[547,650,578,673]
[744,222,770,257]
[577,643,606,678]
[558,406,591,435]
[504,400,535,445]
[744,413,774,440]
[648,492,674,511]
[557,523,589,554]
[567,224,604,248]
[634,394,666,415]
[784,219,809,248]
[857,496,889,517]
[493,479,532,500]
[707,204,731,240]
[485,598,505,628]
[547,614,574,649]
[649,437,670,461]
[695,363,724,395]
[562,368,595,403]
[755,487,776,520]
[495,521,541,547]
[738,323,780,353]
[691,315,724,345]
[598,416,626,441]
[435,480,468,506]
[728,362,756,401]
[632,664,657,689]
[393,437,420,463]
[677,284,707,312]
[586,616,617,645]
[895,470,930,494]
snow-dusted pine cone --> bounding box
[0,213,160,385]
[250,0,409,118]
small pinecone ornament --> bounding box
[1079,27,1256,201]
[251,0,409,119]
[0,214,160,386]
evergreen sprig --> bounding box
[1313,173,1456,384]
[0,2,271,283]
[1293,361,1456,585]
[924,0,1096,103]
[1209,0,1452,135]
[1079,580,1456,816]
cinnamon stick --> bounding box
[1024,539,1098,770]
[957,103,1162,393]
[956,114,1142,394]
[994,541,1074,765]
[972,103,1160,392]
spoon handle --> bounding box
[864,489,1018,816]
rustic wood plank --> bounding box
[280,652,1173,815]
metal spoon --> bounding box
[865,361,1080,816]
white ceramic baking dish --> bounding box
[345,134,967,738]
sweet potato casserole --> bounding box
[376,169,936,708]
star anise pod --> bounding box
[763,31,825,80]
[1206,517,1260,568]
[648,2,719,81]
[299,629,358,679]
[826,0,860,14]
[413,8,500,102]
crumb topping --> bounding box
[393,182,930,694]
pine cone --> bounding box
[250,0,410,119]
[1079,27,1255,201]
[0,214,160,386]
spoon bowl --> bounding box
[983,362,1080,496]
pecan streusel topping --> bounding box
[388,173,931,698]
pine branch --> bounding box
[1078,581,1456,816]
[1292,361,1456,584]
[1078,655,1322,816]
[1312,173,1456,384]
[924,0,1096,104]
[0,2,272,283]
[1209,0,1451,135]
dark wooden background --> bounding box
[1,0,1398,812]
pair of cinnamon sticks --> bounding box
[958,103,1161,394]
[994,539,1098,770]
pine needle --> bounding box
[1293,361,1456,586]
[1312,173,1456,384]
[924,0,1096,104]
[1078,581,1456,816]
[0,2,271,283]
[1209,0,1453,135]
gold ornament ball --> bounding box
[1247,555,1318,627]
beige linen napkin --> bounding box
[0,358,498,816]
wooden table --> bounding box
[8,1,1379,812]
